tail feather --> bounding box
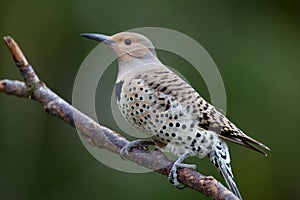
[220,135,269,156]
[208,139,243,200]
[219,134,268,156]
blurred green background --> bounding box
[1,0,299,199]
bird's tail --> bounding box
[208,139,243,200]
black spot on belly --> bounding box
[115,80,124,102]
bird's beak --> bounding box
[80,33,115,45]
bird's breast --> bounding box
[115,70,219,157]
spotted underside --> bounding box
[116,69,248,157]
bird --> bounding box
[81,31,270,199]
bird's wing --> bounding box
[134,69,270,155]
[203,108,270,156]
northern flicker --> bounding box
[81,32,270,199]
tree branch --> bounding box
[0,36,239,200]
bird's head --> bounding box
[81,32,157,61]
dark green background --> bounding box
[1,0,299,199]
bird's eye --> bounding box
[124,39,132,45]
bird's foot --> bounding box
[120,139,155,160]
[168,152,198,189]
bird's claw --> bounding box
[168,152,197,189]
[168,162,197,189]
[120,143,130,160]
[120,139,155,160]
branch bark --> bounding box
[0,36,239,200]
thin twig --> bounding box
[0,36,239,200]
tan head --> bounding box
[81,32,157,61]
